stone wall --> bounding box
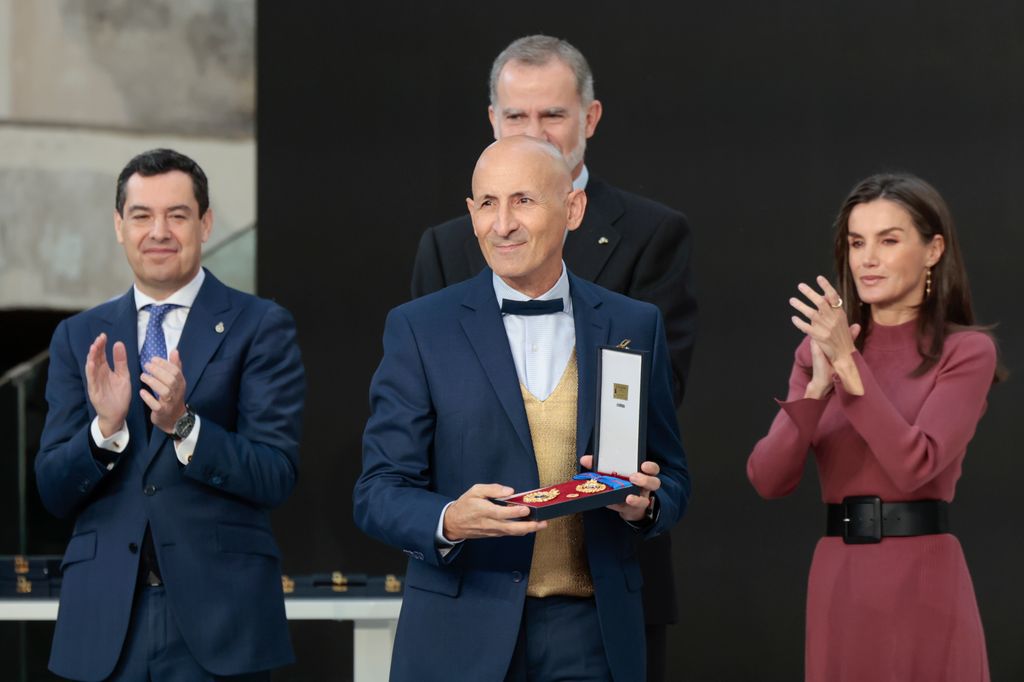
[0,0,256,310]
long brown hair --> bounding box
[832,172,999,378]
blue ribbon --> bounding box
[573,473,631,489]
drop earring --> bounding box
[925,268,932,298]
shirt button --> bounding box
[128,543,138,554]
[511,571,523,583]
[144,484,157,496]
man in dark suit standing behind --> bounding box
[36,149,304,681]
[410,35,696,679]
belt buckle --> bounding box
[841,496,882,544]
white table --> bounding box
[0,596,402,682]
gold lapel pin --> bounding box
[598,236,609,245]
[215,322,225,334]
[616,338,632,349]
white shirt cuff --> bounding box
[435,501,463,557]
[90,417,129,453]
[172,414,201,465]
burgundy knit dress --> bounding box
[748,320,995,682]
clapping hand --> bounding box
[85,333,131,437]
[789,276,864,396]
[139,350,188,435]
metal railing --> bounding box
[0,350,49,555]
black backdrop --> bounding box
[257,2,1024,680]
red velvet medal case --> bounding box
[499,346,651,521]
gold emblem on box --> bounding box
[613,383,629,400]
[281,575,295,594]
[16,576,32,594]
[522,488,560,503]
[576,479,608,494]
[13,555,28,574]
[385,574,402,593]
[332,571,348,592]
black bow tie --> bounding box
[500,298,564,316]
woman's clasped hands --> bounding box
[789,275,864,398]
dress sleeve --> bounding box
[747,339,831,499]
[835,332,996,494]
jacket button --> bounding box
[128,543,138,554]
[144,484,157,496]
[78,480,90,493]
[511,571,523,583]
[210,475,223,486]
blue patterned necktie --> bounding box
[140,304,179,392]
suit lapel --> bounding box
[564,178,624,282]
[458,269,535,460]
[570,274,611,459]
[175,271,235,405]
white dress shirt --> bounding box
[493,264,575,401]
[91,268,205,466]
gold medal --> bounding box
[576,479,607,494]
[522,488,560,503]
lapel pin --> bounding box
[598,236,609,245]
[616,338,632,349]
[215,322,225,334]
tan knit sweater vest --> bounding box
[520,351,594,598]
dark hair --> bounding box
[833,172,1001,379]
[115,148,210,217]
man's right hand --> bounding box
[85,333,131,437]
[442,484,548,541]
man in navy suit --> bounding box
[355,136,689,681]
[36,149,304,681]
[410,38,696,678]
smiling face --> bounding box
[114,170,212,299]
[846,198,944,324]
[466,137,586,298]
[487,58,602,179]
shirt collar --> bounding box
[573,164,589,192]
[492,262,571,314]
[133,268,206,312]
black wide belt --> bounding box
[826,496,950,544]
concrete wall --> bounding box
[0,0,256,310]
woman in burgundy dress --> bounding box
[747,173,1001,682]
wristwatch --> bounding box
[171,406,196,441]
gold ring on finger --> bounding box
[829,297,843,309]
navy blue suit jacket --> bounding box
[354,268,690,682]
[36,270,305,681]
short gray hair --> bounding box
[488,35,595,109]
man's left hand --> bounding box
[579,454,660,523]
[140,349,188,434]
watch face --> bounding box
[174,410,196,439]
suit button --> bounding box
[128,543,138,554]
[511,571,523,583]
[210,475,223,486]
[78,481,89,493]
[144,484,157,496]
